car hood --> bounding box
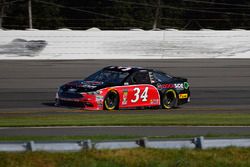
[61,80,108,92]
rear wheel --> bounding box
[161,89,178,109]
[104,90,119,110]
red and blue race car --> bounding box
[55,66,190,110]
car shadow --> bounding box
[41,102,182,113]
[42,102,55,107]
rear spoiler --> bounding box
[173,77,188,82]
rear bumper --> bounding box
[177,90,190,105]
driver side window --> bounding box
[127,71,151,85]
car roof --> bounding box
[103,66,168,74]
[103,66,145,73]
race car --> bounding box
[55,66,190,110]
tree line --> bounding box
[1,0,250,30]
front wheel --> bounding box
[161,89,178,109]
[104,90,119,110]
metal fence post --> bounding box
[192,136,204,149]
[26,141,36,151]
[136,137,148,148]
[79,140,92,150]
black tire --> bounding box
[161,89,178,109]
[104,90,119,110]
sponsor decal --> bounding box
[122,98,127,105]
[122,89,128,105]
[59,98,80,102]
[97,101,103,107]
[123,89,128,92]
[157,83,175,89]
[96,96,103,106]
[68,88,77,92]
[96,95,104,101]
[149,72,155,83]
[81,84,97,89]
[174,83,184,90]
[85,81,102,85]
[150,99,159,104]
[179,93,188,99]
[184,82,189,89]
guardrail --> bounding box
[1,137,250,152]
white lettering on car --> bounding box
[131,87,149,103]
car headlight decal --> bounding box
[86,90,101,95]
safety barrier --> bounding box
[1,30,250,59]
[1,137,250,152]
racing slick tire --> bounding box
[104,90,119,110]
[161,89,178,109]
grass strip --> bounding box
[0,113,250,127]
[0,135,137,142]
[1,134,250,142]
[1,148,250,167]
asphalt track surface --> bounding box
[0,59,250,136]
[1,126,250,137]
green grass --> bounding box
[1,148,250,167]
[0,135,137,142]
[1,134,250,142]
[0,113,250,127]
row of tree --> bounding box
[1,0,250,30]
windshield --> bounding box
[85,69,129,84]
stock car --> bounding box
[55,66,190,110]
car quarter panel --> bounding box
[109,84,161,108]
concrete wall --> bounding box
[0,30,250,59]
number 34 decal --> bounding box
[131,87,149,103]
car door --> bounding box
[118,71,160,108]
